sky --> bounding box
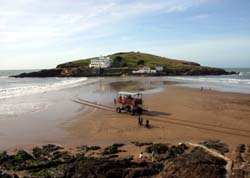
[0,0,249,69]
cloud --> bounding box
[0,0,208,45]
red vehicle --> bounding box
[115,91,143,115]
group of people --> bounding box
[138,115,150,128]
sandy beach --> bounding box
[1,78,250,177]
[1,77,249,152]
[66,83,250,150]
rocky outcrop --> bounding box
[11,69,63,78]
[11,66,237,78]
[0,144,163,178]
[0,142,232,178]
[160,147,227,178]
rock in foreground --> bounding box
[0,142,232,178]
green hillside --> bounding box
[13,52,232,78]
[56,51,227,76]
[57,52,200,69]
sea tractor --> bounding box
[115,91,143,115]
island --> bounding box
[12,52,237,78]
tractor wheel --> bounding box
[116,107,121,113]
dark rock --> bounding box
[166,144,188,158]
[232,169,245,178]
[145,143,169,154]
[131,142,152,147]
[102,144,124,155]
[200,140,229,154]
[0,171,13,178]
[0,150,34,171]
[227,71,240,75]
[12,69,63,78]
[161,147,227,178]
[14,150,34,161]
[236,153,244,163]
[236,144,246,153]
[32,144,63,158]
[113,143,125,147]
[0,151,10,164]
[78,145,101,152]
[30,157,163,178]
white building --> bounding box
[132,66,156,74]
[89,56,112,68]
[156,66,164,72]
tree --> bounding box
[137,60,144,66]
[114,56,123,63]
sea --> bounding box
[167,68,250,94]
[0,70,99,119]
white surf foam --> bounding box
[166,76,250,94]
[167,76,250,85]
[0,77,88,100]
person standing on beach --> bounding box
[141,118,143,126]
[146,120,149,128]
[152,151,155,162]
[139,152,143,159]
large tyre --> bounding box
[116,107,121,113]
[125,105,131,112]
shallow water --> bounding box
[165,68,250,94]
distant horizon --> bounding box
[1,0,249,69]
[1,53,250,71]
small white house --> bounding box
[132,66,156,74]
[156,66,164,72]
[89,56,112,68]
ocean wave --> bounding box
[167,76,250,85]
[166,76,250,94]
[0,77,88,100]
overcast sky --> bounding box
[0,0,249,69]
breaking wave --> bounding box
[0,77,88,100]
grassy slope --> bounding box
[56,52,226,75]
[57,52,198,68]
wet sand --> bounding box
[67,84,250,149]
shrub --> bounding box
[145,144,168,154]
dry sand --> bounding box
[66,84,250,150]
